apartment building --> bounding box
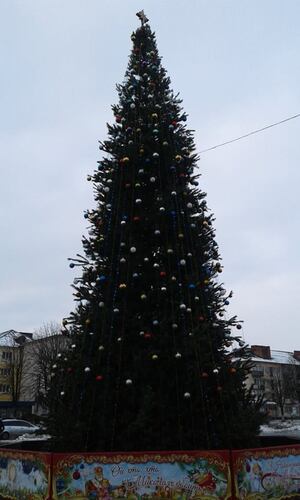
[248,345,300,418]
[0,329,33,417]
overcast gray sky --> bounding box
[1,0,299,350]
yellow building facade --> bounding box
[0,330,33,417]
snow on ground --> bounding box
[260,420,300,435]
[0,434,50,445]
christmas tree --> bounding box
[47,13,264,452]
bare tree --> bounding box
[20,322,69,414]
[272,365,299,419]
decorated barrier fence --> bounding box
[52,450,231,499]
[0,448,52,499]
[0,445,299,499]
[232,445,300,500]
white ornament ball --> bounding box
[150,177,156,183]
[184,392,191,399]
[167,248,173,254]
[98,345,104,351]
[126,379,133,385]
[99,302,105,308]
[213,368,219,374]
[180,259,186,266]
[187,203,193,208]
[60,391,65,396]
[84,367,91,373]
[175,352,182,359]
[159,207,165,212]
[135,198,142,204]
[154,230,160,235]
[130,103,136,109]
[180,304,186,310]
[130,247,136,253]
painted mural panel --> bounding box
[0,449,51,500]
[52,451,232,499]
[232,445,300,500]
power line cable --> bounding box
[199,112,300,153]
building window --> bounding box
[0,368,11,377]
[0,384,11,393]
[1,351,12,361]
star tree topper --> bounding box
[136,10,149,26]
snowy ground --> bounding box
[260,420,300,437]
[0,433,50,446]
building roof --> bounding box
[0,330,33,347]
[251,350,300,366]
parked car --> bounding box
[0,419,40,440]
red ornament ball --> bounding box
[160,271,166,277]
[201,372,209,378]
[96,375,104,381]
[73,470,80,480]
[115,115,122,123]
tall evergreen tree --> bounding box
[47,13,264,452]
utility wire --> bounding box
[199,112,300,153]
